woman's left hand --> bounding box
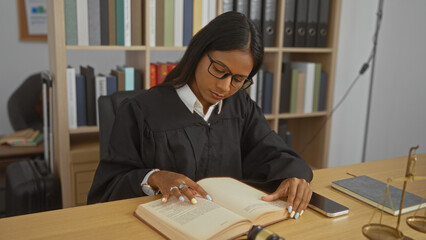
[261,178,312,220]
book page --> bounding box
[136,197,251,240]
[198,177,287,223]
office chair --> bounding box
[7,73,44,131]
[98,90,145,160]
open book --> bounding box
[134,177,288,240]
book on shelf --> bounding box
[332,175,426,216]
[100,0,109,45]
[80,65,97,126]
[291,62,316,113]
[262,71,273,114]
[318,71,328,111]
[134,177,288,240]
[279,62,291,113]
[66,66,77,129]
[201,0,209,28]
[76,0,89,45]
[0,129,40,146]
[131,0,143,46]
[95,74,107,125]
[182,0,193,46]
[108,0,117,45]
[156,0,165,46]
[296,72,305,113]
[174,0,184,47]
[289,68,298,113]
[312,63,322,111]
[149,0,156,46]
[10,133,44,147]
[64,0,78,45]
[88,0,101,46]
[75,74,87,126]
[111,69,126,91]
[192,0,202,35]
[163,0,175,46]
[117,65,135,91]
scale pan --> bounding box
[406,216,426,233]
[362,223,403,240]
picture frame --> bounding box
[17,0,48,42]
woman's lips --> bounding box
[210,91,224,100]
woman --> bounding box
[88,12,313,220]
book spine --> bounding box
[192,0,202,35]
[95,75,107,125]
[182,0,193,46]
[156,0,165,46]
[124,0,131,46]
[75,74,87,126]
[174,0,184,47]
[88,0,101,46]
[108,0,116,45]
[76,0,89,45]
[131,0,143,46]
[106,75,118,95]
[312,63,322,111]
[163,0,175,46]
[262,71,273,114]
[289,69,298,113]
[116,0,125,45]
[150,63,158,88]
[100,0,109,45]
[149,0,156,46]
[64,0,78,45]
[66,67,77,129]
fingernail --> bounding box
[162,197,167,203]
[179,196,184,201]
[191,198,197,204]
[288,206,292,213]
[290,211,295,218]
[300,210,304,216]
[206,195,212,201]
[295,212,300,220]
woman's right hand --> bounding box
[148,170,212,204]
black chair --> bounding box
[8,73,44,131]
[98,90,145,160]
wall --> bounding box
[2,0,425,166]
[0,1,125,135]
[328,0,426,167]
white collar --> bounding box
[176,84,223,120]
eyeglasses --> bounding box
[206,53,253,90]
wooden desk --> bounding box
[0,142,44,168]
[0,154,425,240]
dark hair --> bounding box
[158,11,264,88]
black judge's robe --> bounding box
[87,86,313,203]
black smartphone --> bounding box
[308,192,349,217]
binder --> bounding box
[222,0,233,13]
[283,0,296,47]
[262,0,277,47]
[64,0,78,45]
[249,0,262,31]
[306,0,319,47]
[100,0,109,45]
[235,0,249,16]
[294,0,308,47]
[317,0,330,47]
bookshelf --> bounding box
[47,0,341,207]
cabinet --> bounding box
[47,0,341,207]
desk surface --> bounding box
[0,142,44,159]
[0,154,425,240]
